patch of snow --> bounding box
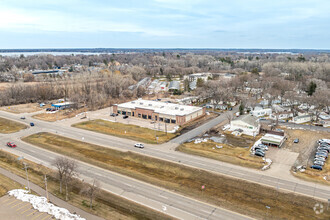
[216,145,223,149]
[222,124,230,131]
[194,138,209,144]
[168,125,180,133]
[8,189,85,220]
[261,158,272,171]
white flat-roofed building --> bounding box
[113,99,205,125]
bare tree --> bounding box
[83,179,100,209]
[225,112,234,124]
[53,157,78,200]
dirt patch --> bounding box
[0,103,45,114]
[22,132,330,220]
[33,108,86,122]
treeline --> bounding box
[0,72,137,108]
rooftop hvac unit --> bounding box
[148,104,152,106]
[140,102,143,105]
[180,108,184,111]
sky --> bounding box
[0,0,329,49]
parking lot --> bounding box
[0,195,53,220]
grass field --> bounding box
[72,119,177,144]
[0,103,44,114]
[23,132,330,219]
[177,140,264,169]
[0,117,27,133]
[0,173,23,197]
[0,150,173,220]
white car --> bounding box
[134,143,144,149]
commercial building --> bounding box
[230,114,260,136]
[261,133,286,148]
[113,99,205,125]
[51,102,74,110]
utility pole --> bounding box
[23,163,30,193]
[44,174,49,202]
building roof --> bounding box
[234,114,259,127]
[261,134,285,145]
[116,99,202,116]
[168,81,180,90]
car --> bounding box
[255,146,268,151]
[317,147,330,152]
[315,155,327,160]
[123,115,129,119]
[315,153,328,159]
[255,151,265,157]
[314,161,324,166]
[30,122,35,126]
[6,142,17,148]
[134,143,144,148]
[314,156,326,161]
[319,143,330,148]
[20,116,26,120]
[318,139,330,145]
[293,139,299,143]
[316,150,328,155]
[255,149,265,155]
[257,144,269,151]
[110,113,118,117]
[310,165,323,170]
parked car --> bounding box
[46,108,52,111]
[257,144,269,151]
[20,116,26,120]
[317,147,330,152]
[314,157,326,162]
[293,139,299,143]
[255,151,265,157]
[317,150,328,155]
[6,142,17,148]
[110,113,118,117]
[315,153,328,159]
[123,115,129,119]
[134,143,144,149]
[315,155,327,160]
[310,165,323,170]
[30,122,35,126]
[255,146,268,151]
[314,161,324,166]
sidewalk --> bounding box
[0,167,103,220]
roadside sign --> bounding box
[201,185,205,190]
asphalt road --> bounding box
[1,110,330,219]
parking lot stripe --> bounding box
[5,199,19,206]
[40,214,51,220]
[11,201,23,208]
[16,203,30,211]
[21,206,32,214]
[26,209,38,217]
[0,197,13,204]
[31,212,44,220]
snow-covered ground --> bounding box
[8,189,85,220]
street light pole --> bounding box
[23,163,30,193]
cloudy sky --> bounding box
[0,0,329,49]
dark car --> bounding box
[30,122,35,126]
[310,165,323,170]
[20,116,26,120]
[46,108,52,111]
[7,142,17,148]
[110,113,118,117]
[293,139,299,143]
[255,151,265,157]
[123,115,129,119]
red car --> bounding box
[7,142,17,148]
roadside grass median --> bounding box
[33,108,86,122]
[72,119,177,144]
[22,132,330,220]
[0,117,27,133]
[293,161,330,186]
[177,140,264,169]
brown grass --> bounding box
[177,140,264,169]
[72,119,177,144]
[0,150,174,220]
[33,108,86,122]
[0,103,44,114]
[0,117,27,133]
[22,132,330,219]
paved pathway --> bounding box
[0,167,103,220]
